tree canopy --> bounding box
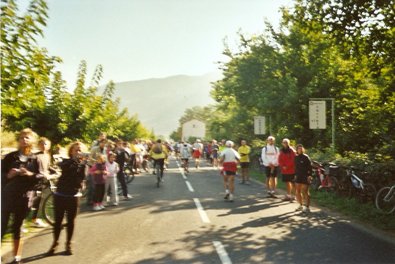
[208,0,394,157]
[1,0,153,145]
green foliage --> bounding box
[1,0,153,145]
[209,0,395,159]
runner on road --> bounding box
[220,140,240,202]
[192,139,204,169]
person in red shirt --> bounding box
[278,138,296,201]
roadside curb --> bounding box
[249,176,395,247]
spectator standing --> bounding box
[115,140,132,200]
[238,140,251,185]
[30,137,53,228]
[1,128,39,264]
[294,144,313,213]
[105,152,120,206]
[278,138,296,201]
[47,141,87,256]
[261,136,280,197]
[89,154,108,211]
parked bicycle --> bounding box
[375,183,395,214]
[344,167,376,203]
[311,161,338,192]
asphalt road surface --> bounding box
[2,158,395,264]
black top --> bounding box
[56,158,86,195]
[115,148,129,170]
[295,153,312,177]
[1,151,39,198]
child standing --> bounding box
[105,152,120,206]
[89,154,108,211]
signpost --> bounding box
[309,101,326,129]
[254,116,266,135]
[309,98,335,151]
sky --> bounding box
[19,0,293,89]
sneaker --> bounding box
[99,204,105,209]
[93,205,101,211]
[229,194,234,202]
[33,219,48,228]
[112,203,118,206]
[295,205,303,212]
[224,193,230,200]
[123,194,133,200]
[282,196,291,201]
[302,206,311,213]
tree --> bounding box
[1,0,61,130]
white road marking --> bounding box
[193,198,211,223]
[185,181,195,192]
[176,161,188,179]
[213,241,232,264]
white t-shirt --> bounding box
[220,148,241,163]
[180,144,192,159]
[106,161,120,177]
[193,142,203,151]
[261,145,279,167]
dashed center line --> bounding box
[213,241,233,264]
[174,158,232,264]
[193,198,211,223]
[185,180,195,192]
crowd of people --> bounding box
[1,128,312,263]
[173,136,312,208]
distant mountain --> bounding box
[105,73,221,137]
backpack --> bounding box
[263,146,278,154]
[152,144,163,154]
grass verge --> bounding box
[249,167,395,233]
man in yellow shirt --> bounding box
[149,139,169,183]
[238,140,251,185]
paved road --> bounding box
[3,158,395,264]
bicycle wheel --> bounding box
[362,183,376,203]
[375,187,395,214]
[42,193,56,226]
[327,176,338,192]
[124,166,135,183]
[310,176,320,191]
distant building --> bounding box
[182,119,206,141]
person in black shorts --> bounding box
[278,139,296,201]
[294,144,312,213]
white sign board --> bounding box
[309,101,326,129]
[254,116,266,135]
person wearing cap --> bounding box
[219,140,241,202]
[261,136,280,197]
